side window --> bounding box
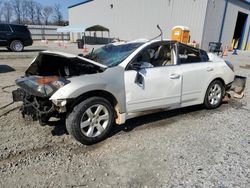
[151,44,173,66]
[178,44,206,64]
[127,43,174,70]
[10,25,27,32]
[127,48,153,70]
[5,25,11,32]
[0,24,11,32]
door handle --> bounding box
[206,67,213,72]
[169,74,180,79]
[6,33,12,36]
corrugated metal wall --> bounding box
[222,0,250,50]
[28,25,70,40]
[69,0,208,44]
[203,0,250,50]
[201,0,226,49]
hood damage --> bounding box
[12,51,105,125]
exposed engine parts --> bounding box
[12,88,56,125]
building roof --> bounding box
[68,0,250,9]
[68,0,93,9]
[57,25,109,33]
[238,0,250,6]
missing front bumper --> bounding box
[228,75,247,99]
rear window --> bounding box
[178,43,209,64]
[10,25,28,33]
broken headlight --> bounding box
[16,76,70,97]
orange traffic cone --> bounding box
[223,46,228,56]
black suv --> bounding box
[0,23,33,52]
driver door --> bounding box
[124,42,182,113]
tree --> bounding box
[26,0,36,24]
[53,3,63,26]
[35,2,43,25]
[3,1,13,23]
[42,6,53,25]
[11,0,22,24]
[21,0,29,24]
[0,1,3,22]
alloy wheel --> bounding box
[80,104,110,138]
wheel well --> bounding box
[209,78,226,96]
[212,78,225,87]
[9,39,24,46]
[68,90,118,111]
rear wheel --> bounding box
[10,40,24,52]
[204,80,225,109]
[66,97,114,145]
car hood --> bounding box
[16,51,108,98]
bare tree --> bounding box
[0,1,3,22]
[35,2,43,25]
[11,0,22,24]
[21,0,29,24]
[3,1,13,23]
[53,3,63,26]
[26,0,36,24]
[42,6,53,25]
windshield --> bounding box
[85,42,144,67]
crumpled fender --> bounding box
[50,66,126,113]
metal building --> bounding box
[68,0,250,50]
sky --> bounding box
[36,0,86,20]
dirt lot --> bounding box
[0,42,250,188]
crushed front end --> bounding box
[12,76,70,125]
[12,51,105,125]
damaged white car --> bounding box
[13,40,235,145]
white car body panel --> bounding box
[125,66,182,112]
[49,40,234,124]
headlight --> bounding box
[34,76,70,96]
[225,60,234,72]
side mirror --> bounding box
[135,70,145,88]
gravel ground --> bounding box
[0,43,250,188]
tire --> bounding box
[10,40,24,52]
[204,80,225,109]
[66,97,114,145]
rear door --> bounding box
[177,43,212,103]
[0,24,12,46]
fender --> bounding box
[50,66,127,113]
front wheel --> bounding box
[204,80,225,109]
[66,97,114,145]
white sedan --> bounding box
[13,39,235,145]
